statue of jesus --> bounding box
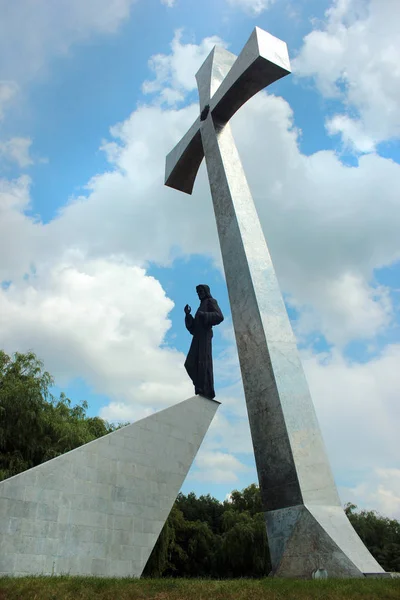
[184,285,224,399]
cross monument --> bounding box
[165,28,384,578]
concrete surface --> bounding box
[0,395,219,577]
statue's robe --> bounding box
[184,297,224,399]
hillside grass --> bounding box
[0,577,399,600]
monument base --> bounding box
[0,395,219,578]
[266,504,385,579]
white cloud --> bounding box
[142,30,225,105]
[48,102,217,269]
[0,0,137,83]
[191,451,250,483]
[0,81,18,120]
[2,47,400,346]
[0,175,46,282]
[294,0,400,152]
[231,93,400,344]
[303,344,400,516]
[0,253,192,410]
[366,468,400,519]
[206,402,253,456]
[341,468,400,520]
[0,1,138,174]
[226,0,276,15]
[326,115,375,154]
[100,402,155,423]
[0,137,33,168]
[160,0,176,6]
[288,273,393,346]
[63,93,400,350]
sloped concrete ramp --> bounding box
[0,395,219,577]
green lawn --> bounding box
[0,577,399,600]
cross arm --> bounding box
[210,27,291,124]
[164,28,291,196]
[165,116,203,195]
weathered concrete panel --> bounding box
[0,395,218,577]
[266,504,383,578]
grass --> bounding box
[0,577,399,600]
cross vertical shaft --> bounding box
[200,114,339,512]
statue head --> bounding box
[196,284,212,300]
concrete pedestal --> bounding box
[0,395,218,577]
[267,504,383,578]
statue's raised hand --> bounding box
[184,304,191,315]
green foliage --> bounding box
[143,485,271,578]
[144,489,400,579]
[177,491,225,532]
[221,510,268,577]
[0,349,118,481]
[227,483,263,515]
[143,506,177,577]
[345,503,400,573]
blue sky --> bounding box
[0,0,399,516]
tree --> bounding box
[143,506,178,577]
[144,484,270,578]
[226,483,263,516]
[0,350,117,481]
[345,503,400,572]
[145,488,400,579]
[221,509,270,577]
[221,484,270,576]
[176,491,225,533]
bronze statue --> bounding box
[184,284,224,399]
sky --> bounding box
[0,0,399,518]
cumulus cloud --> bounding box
[142,30,225,106]
[0,0,137,83]
[49,102,216,268]
[5,96,396,350]
[0,253,192,410]
[288,273,393,346]
[304,344,400,470]
[231,93,400,344]
[204,395,253,457]
[191,450,250,483]
[0,81,18,120]
[342,468,400,519]
[294,0,400,151]
[303,343,400,516]
[226,0,276,16]
[0,175,44,282]
[0,1,138,176]
[59,93,400,348]
[0,137,33,168]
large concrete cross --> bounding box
[165,28,384,578]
